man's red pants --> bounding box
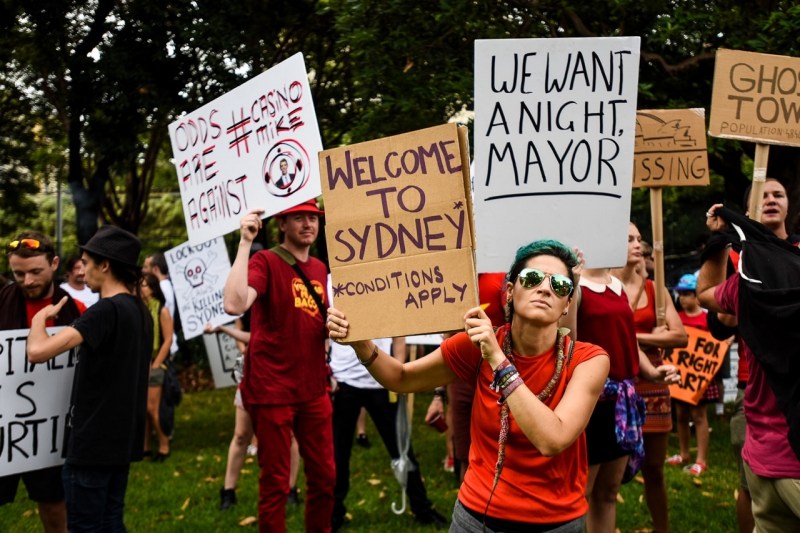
[248,395,336,533]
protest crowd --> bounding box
[2,23,800,533]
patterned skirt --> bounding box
[634,350,672,433]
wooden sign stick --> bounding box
[650,188,667,327]
[748,143,770,222]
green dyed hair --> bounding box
[505,239,578,323]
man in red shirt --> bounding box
[0,231,84,533]
[699,178,800,532]
[224,200,334,533]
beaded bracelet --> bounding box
[499,376,524,404]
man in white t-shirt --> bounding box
[60,254,100,307]
[143,253,178,356]
[327,276,446,532]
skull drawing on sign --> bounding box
[185,258,207,288]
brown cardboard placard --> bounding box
[633,109,709,188]
[709,49,800,147]
[320,123,478,341]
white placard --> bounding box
[406,334,444,346]
[0,328,74,477]
[169,52,324,244]
[474,37,640,270]
[166,238,240,340]
[202,330,238,389]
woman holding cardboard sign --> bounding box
[611,222,687,533]
[328,240,610,532]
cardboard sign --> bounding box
[633,109,709,187]
[169,53,324,244]
[0,328,74,477]
[166,238,240,340]
[474,37,640,271]
[663,326,730,405]
[709,49,800,147]
[321,123,479,341]
[201,329,238,389]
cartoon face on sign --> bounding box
[263,140,311,197]
[185,258,208,288]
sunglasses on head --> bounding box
[517,268,574,298]
[7,239,52,254]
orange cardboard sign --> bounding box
[709,49,800,147]
[633,109,709,187]
[662,326,730,405]
[320,123,478,341]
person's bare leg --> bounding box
[148,386,169,454]
[289,434,300,488]
[144,417,152,454]
[675,402,691,461]
[586,463,600,498]
[691,404,710,466]
[642,432,670,533]
[736,488,755,533]
[445,405,454,460]
[37,501,67,533]
[356,408,367,436]
[586,456,628,533]
[224,407,254,490]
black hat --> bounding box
[79,226,142,268]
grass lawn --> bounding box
[1,388,740,532]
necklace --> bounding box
[488,324,568,505]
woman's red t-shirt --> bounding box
[678,310,707,331]
[440,329,606,524]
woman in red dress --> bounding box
[328,240,610,532]
[611,223,687,533]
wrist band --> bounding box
[433,386,448,403]
[499,376,524,404]
[359,345,379,367]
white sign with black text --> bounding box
[474,37,640,270]
[202,329,238,389]
[169,52,324,244]
[166,238,240,340]
[0,328,74,477]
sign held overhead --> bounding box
[709,49,800,147]
[633,108,709,188]
[321,123,478,341]
[166,238,240,340]
[169,53,324,244]
[474,37,641,271]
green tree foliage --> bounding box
[1,0,799,253]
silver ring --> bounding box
[705,212,714,218]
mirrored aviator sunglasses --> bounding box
[7,239,46,253]
[518,268,573,298]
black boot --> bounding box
[287,486,303,506]
[416,508,448,529]
[220,488,237,510]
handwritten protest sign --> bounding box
[201,330,238,389]
[321,123,478,341]
[169,53,324,245]
[633,109,709,187]
[663,326,730,405]
[709,49,800,147]
[474,37,640,270]
[166,238,239,340]
[0,328,74,477]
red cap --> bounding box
[277,199,324,217]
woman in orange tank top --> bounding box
[329,240,610,532]
[611,223,687,533]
